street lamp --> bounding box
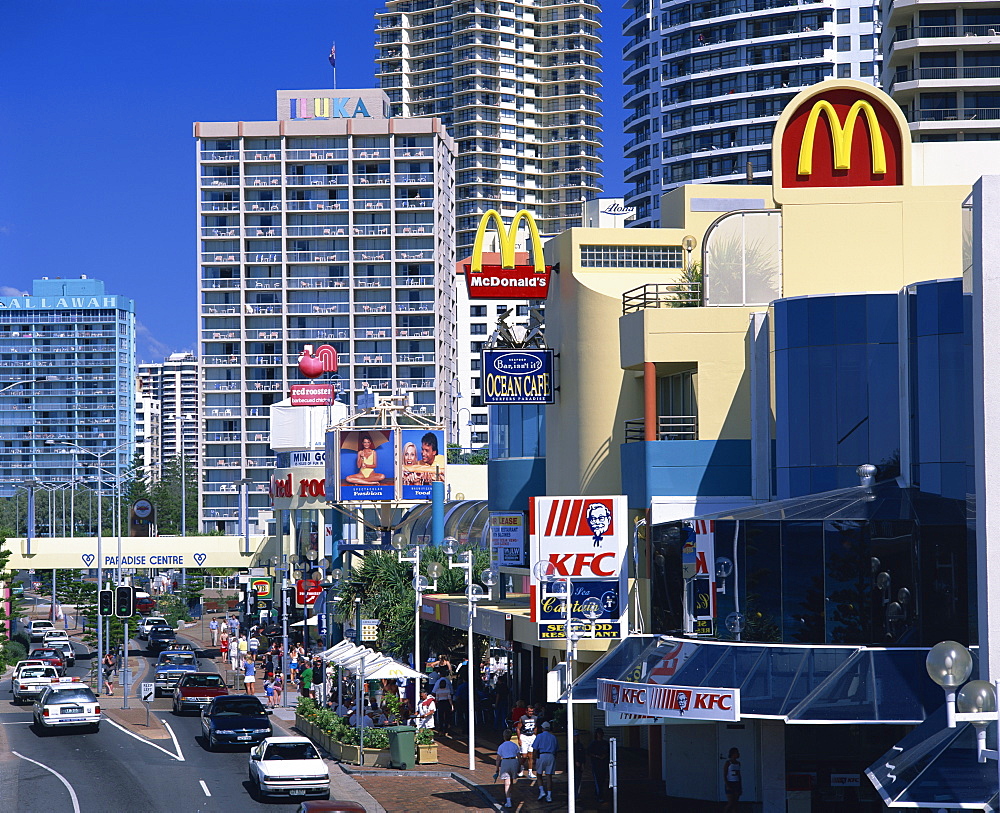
[238,477,253,554]
[59,440,130,687]
[443,536,492,771]
[456,407,474,450]
[391,532,440,672]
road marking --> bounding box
[11,750,81,813]
[105,716,185,762]
[199,779,211,796]
[162,720,186,762]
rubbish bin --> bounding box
[385,725,417,770]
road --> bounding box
[0,633,310,811]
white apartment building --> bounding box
[882,1,1000,141]
[623,0,880,226]
[194,89,456,532]
[137,352,200,482]
[374,0,604,253]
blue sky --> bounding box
[0,1,627,362]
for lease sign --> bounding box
[597,678,740,722]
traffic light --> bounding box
[98,589,113,617]
[283,586,295,612]
[114,586,134,618]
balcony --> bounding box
[889,24,1000,49]
[622,283,701,314]
[906,106,1000,122]
[624,415,698,442]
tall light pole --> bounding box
[59,440,130,687]
[443,536,491,771]
[390,533,441,672]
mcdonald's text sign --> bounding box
[780,87,904,189]
[464,209,552,300]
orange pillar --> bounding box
[644,361,657,441]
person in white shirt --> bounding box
[416,690,436,729]
[516,705,540,778]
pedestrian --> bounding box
[587,727,611,802]
[433,671,453,731]
[516,704,539,779]
[209,617,218,646]
[289,645,300,682]
[248,633,260,662]
[102,652,115,697]
[272,672,284,706]
[416,689,436,729]
[219,630,229,660]
[723,747,742,812]
[533,721,559,803]
[264,675,275,707]
[494,732,521,809]
[299,660,314,699]
[243,656,257,696]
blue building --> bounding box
[0,276,135,512]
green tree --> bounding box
[0,533,23,669]
[151,455,198,535]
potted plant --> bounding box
[339,724,361,765]
[361,726,392,767]
[295,697,319,741]
[415,727,438,764]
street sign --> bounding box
[140,682,155,702]
[361,619,380,642]
[295,579,323,606]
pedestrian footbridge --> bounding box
[3,535,270,571]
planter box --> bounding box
[365,747,392,767]
[340,743,361,765]
[328,739,342,760]
[417,743,438,764]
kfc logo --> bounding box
[586,502,612,547]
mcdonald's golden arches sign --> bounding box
[772,80,909,192]
[463,209,552,300]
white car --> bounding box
[27,619,55,643]
[137,616,167,640]
[12,664,59,703]
[42,632,75,666]
[248,736,330,800]
[32,678,101,733]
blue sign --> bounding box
[538,580,620,622]
[482,349,555,404]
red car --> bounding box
[136,596,156,614]
[27,648,65,676]
[172,671,229,714]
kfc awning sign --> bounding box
[597,678,740,722]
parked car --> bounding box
[248,736,331,800]
[172,672,229,714]
[27,648,65,676]
[201,695,272,750]
[32,678,101,733]
[146,626,177,653]
[137,616,167,640]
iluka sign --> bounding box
[463,209,552,300]
[276,89,391,122]
[771,79,910,200]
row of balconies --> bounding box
[204,352,435,369]
[201,173,436,188]
[202,274,435,289]
[203,302,435,317]
[202,200,435,214]
[202,225,434,239]
[202,250,436,265]
[200,148,434,162]
[202,326,440,344]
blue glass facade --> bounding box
[773,293,900,499]
[487,403,545,513]
[905,279,974,500]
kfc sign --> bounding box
[597,678,739,722]
[529,495,628,639]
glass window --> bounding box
[860,62,874,76]
[837,36,851,51]
[469,306,487,317]
[838,64,852,78]
[860,7,873,22]
[837,9,850,23]
[579,245,683,269]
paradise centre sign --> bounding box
[463,210,552,300]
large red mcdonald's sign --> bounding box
[774,81,907,190]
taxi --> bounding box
[32,677,101,733]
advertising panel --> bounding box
[490,512,526,567]
[597,678,740,722]
[690,520,716,637]
[482,349,555,405]
[291,383,335,406]
[333,429,395,502]
[530,495,628,640]
[400,428,446,501]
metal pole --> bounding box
[566,576,576,813]
[51,569,56,623]
[97,471,104,690]
[281,571,289,708]
[610,736,618,813]
[414,543,421,672]
[122,620,129,710]
[180,424,186,538]
[26,482,35,556]
[467,587,475,770]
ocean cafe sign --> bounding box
[482,349,554,405]
[464,210,552,300]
